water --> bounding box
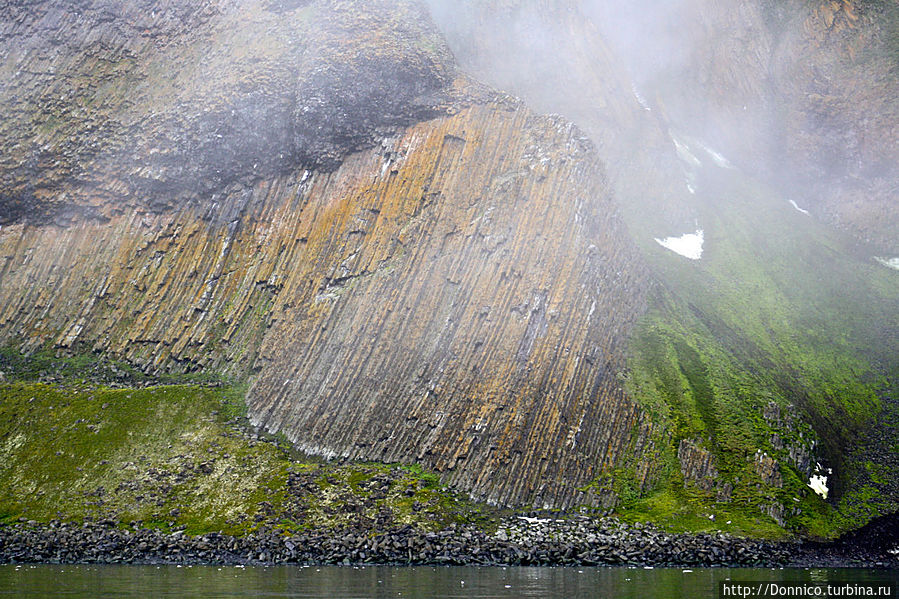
[0,565,896,598]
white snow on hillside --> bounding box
[655,229,704,260]
[808,474,829,499]
[875,257,899,271]
[789,199,810,216]
[632,83,651,111]
[694,140,734,169]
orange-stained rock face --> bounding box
[247,104,656,508]
[0,95,660,508]
[3,0,893,519]
[0,0,665,509]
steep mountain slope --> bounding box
[584,0,899,254]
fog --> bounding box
[5,0,894,251]
[422,0,898,255]
[0,0,897,527]
[421,0,763,240]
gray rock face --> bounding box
[0,0,455,223]
[0,0,896,533]
[291,1,454,170]
[428,0,899,252]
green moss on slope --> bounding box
[0,382,492,535]
[622,167,899,539]
[0,347,226,388]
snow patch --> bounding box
[808,474,828,499]
[655,229,704,260]
[874,257,899,271]
[684,171,697,194]
[789,200,810,216]
[672,136,702,168]
[670,132,735,170]
[517,516,551,524]
[632,84,651,111]
[695,140,734,169]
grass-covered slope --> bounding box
[0,381,492,535]
[620,163,899,539]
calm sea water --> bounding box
[0,565,896,598]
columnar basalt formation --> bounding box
[0,0,896,531]
[424,0,700,239]
[0,99,662,508]
[425,0,899,532]
[247,105,656,508]
[0,0,663,508]
[428,0,898,252]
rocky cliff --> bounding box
[0,0,661,510]
[427,0,898,251]
[0,0,896,535]
[425,0,899,535]
[586,0,899,253]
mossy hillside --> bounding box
[0,347,225,388]
[614,481,790,540]
[0,382,493,536]
[621,166,899,538]
[619,297,835,539]
[829,388,899,536]
[287,462,497,533]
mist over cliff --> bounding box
[421,0,899,528]
[425,0,898,252]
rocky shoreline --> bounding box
[2,517,895,569]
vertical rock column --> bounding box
[248,103,657,508]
